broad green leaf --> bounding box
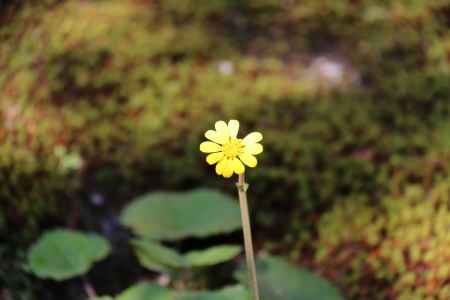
[117,283,249,300]
[184,245,242,267]
[131,239,185,272]
[90,297,114,300]
[235,256,345,300]
[27,229,111,281]
[132,239,241,271]
[175,285,250,300]
[116,282,172,300]
[120,189,241,240]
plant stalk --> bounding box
[236,173,260,300]
[83,278,97,299]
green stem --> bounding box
[236,173,260,300]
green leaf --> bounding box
[131,239,241,271]
[131,239,185,272]
[175,285,250,300]
[90,297,114,300]
[116,282,172,300]
[117,283,249,300]
[120,188,241,240]
[234,256,345,300]
[27,229,111,281]
[184,245,242,267]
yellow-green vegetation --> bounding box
[1,0,450,298]
[316,181,450,299]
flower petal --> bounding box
[227,120,239,138]
[214,121,230,144]
[215,158,227,175]
[205,130,228,144]
[244,143,263,155]
[243,132,263,145]
[231,157,245,174]
[206,152,224,165]
[239,153,257,168]
[200,141,222,153]
[222,159,234,178]
[215,121,229,136]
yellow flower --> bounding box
[200,120,263,178]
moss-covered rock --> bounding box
[2,0,449,228]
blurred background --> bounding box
[1,0,450,299]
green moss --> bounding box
[1,0,450,235]
[316,181,450,299]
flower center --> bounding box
[222,138,243,158]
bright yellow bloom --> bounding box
[200,120,263,178]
